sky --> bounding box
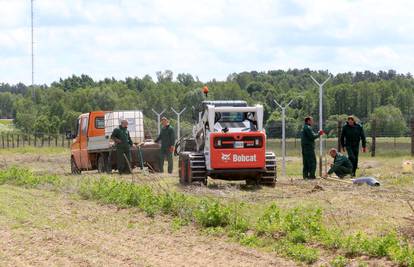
[0,0,413,85]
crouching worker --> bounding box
[325,148,353,178]
[111,119,133,174]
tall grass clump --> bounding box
[78,176,234,226]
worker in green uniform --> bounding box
[324,148,353,178]
[340,116,366,177]
[111,119,133,174]
[301,116,324,179]
[155,117,175,174]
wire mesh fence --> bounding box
[0,133,71,148]
[267,137,412,157]
[1,119,414,158]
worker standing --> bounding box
[340,116,366,177]
[301,116,324,179]
[155,117,175,174]
[324,148,353,178]
[111,119,133,174]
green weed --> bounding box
[195,200,230,228]
[330,255,349,267]
[272,240,319,264]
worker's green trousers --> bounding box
[159,149,173,174]
[302,148,316,179]
[330,166,352,178]
[345,145,359,176]
[116,146,131,174]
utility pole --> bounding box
[152,109,165,135]
[171,107,186,140]
[31,0,35,98]
[310,75,331,177]
[273,99,293,178]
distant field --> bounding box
[0,119,17,133]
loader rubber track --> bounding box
[179,152,207,185]
[259,152,277,187]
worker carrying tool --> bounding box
[111,119,133,174]
[340,115,367,177]
[301,116,324,179]
[155,117,175,174]
[324,148,353,178]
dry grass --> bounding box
[0,148,413,266]
[0,185,294,267]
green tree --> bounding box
[368,105,407,137]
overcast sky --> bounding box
[0,0,413,84]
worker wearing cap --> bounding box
[324,148,353,178]
[340,116,366,177]
[301,116,324,179]
[155,117,175,173]
[111,119,133,174]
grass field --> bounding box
[0,147,413,266]
[0,119,17,133]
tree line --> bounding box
[0,69,412,137]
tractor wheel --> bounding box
[245,179,258,186]
[179,153,190,185]
[97,154,107,173]
[71,157,81,175]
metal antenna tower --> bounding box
[31,0,35,97]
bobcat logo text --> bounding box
[221,153,257,162]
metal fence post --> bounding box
[171,107,187,140]
[337,120,342,151]
[411,117,414,157]
[371,119,376,157]
[152,109,166,135]
[310,75,331,177]
[273,99,293,178]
